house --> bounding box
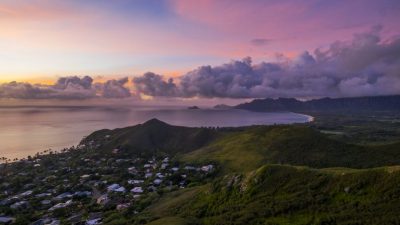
[133,194,141,199]
[130,187,144,193]
[23,183,35,189]
[145,173,153,178]
[143,164,151,169]
[114,187,126,193]
[128,167,137,174]
[107,184,121,192]
[184,166,196,171]
[128,179,144,185]
[0,217,15,224]
[96,194,109,205]
[48,200,72,211]
[35,193,52,198]
[19,190,33,197]
[201,165,214,172]
[80,174,91,179]
[156,173,165,179]
[18,172,28,176]
[10,200,28,209]
[161,163,168,170]
[86,218,101,225]
[116,159,128,163]
[67,213,83,224]
[153,179,162,185]
[53,192,72,201]
[41,199,52,205]
[117,203,131,211]
[86,213,102,225]
[31,218,60,225]
[171,167,179,172]
[0,199,11,206]
[73,191,92,197]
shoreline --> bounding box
[0,110,309,160]
[0,113,312,162]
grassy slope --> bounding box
[182,125,400,173]
[144,164,400,225]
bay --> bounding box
[0,106,312,159]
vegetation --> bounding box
[84,118,220,156]
[167,165,400,225]
[182,125,400,172]
[2,115,400,224]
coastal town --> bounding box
[0,137,215,225]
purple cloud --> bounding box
[133,72,179,97]
[95,77,131,98]
[0,76,131,99]
[132,27,400,99]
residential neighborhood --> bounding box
[0,138,215,224]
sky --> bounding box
[0,0,399,100]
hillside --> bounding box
[81,118,220,156]
[145,164,400,225]
[77,119,400,225]
[182,125,400,172]
[83,119,400,172]
[235,95,400,113]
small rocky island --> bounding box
[187,106,200,110]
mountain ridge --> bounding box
[82,119,400,171]
[235,95,400,112]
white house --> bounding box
[0,217,15,224]
[48,200,72,211]
[86,218,102,225]
[131,187,144,193]
[153,179,162,185]
[201,165,214,172]
[128,180,144,185]
[107,184,121,192]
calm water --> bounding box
[0,106,312,159]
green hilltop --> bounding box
[83,118,220,156]
[84,119,400,173]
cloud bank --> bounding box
[0,76,131,99]
[132,27,400,99]
[1,28,399,100]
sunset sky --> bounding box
[0,0,399,99]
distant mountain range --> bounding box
[235,95,400,112]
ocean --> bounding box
[0,105,312,159]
